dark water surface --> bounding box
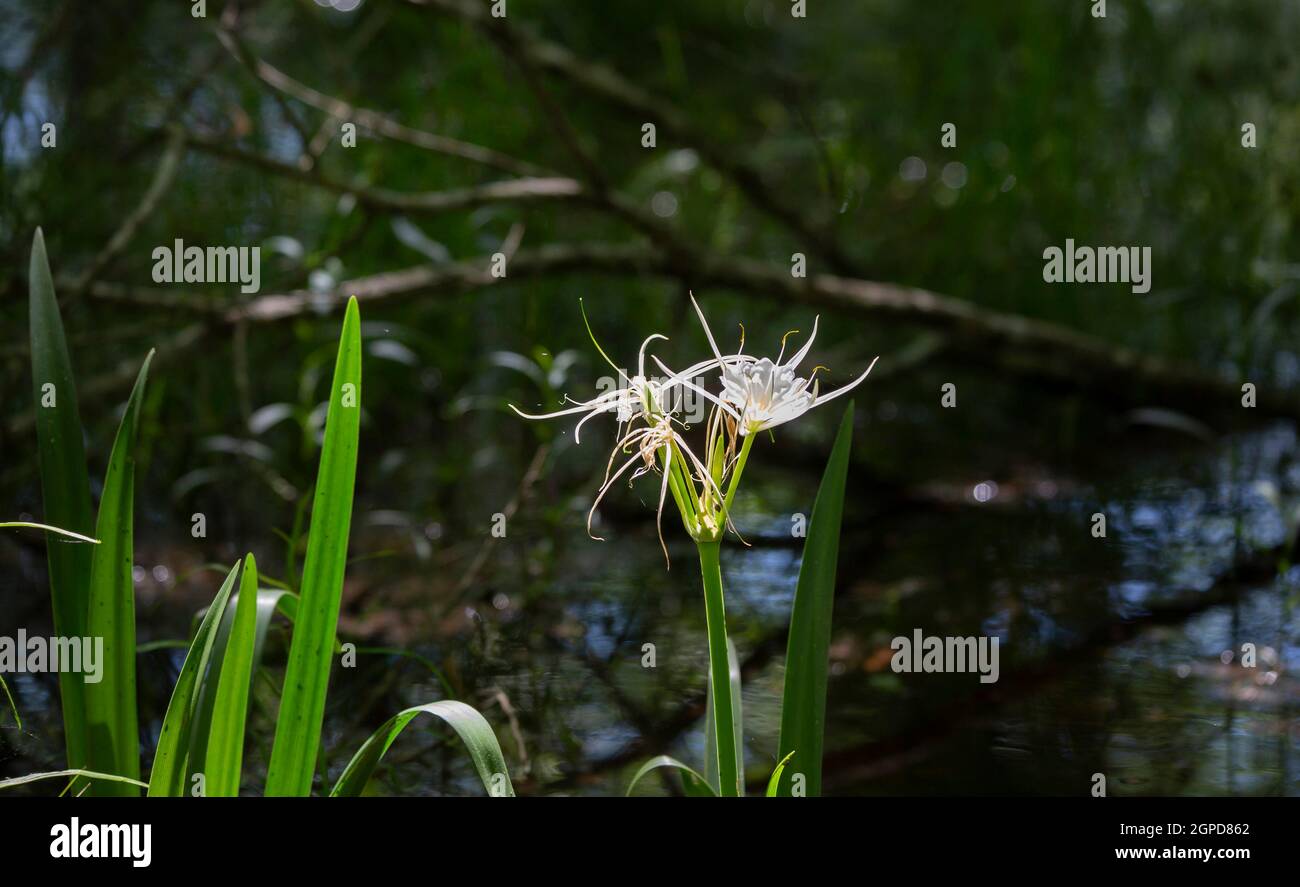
[2,410,1298,797]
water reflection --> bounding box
[2,419,1298,796]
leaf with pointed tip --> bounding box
[83,350,154,796]
[265,297,362,796]
[28,228,95,776]
[765,750,796,797]
[146,560,241,797]
[187,588,322,780]
[203,554,260,796]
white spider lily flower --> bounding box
[510,333,679,443]
[509,323,732,564]
[690,294,879,435]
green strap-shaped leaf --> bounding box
[28,228,95,775]
[330,701,515,797]
[775,401,854,797]
[147,560,242,797]
[265,297,362,796]
[187,587,300,775]
[626,755,716,797]
[203,553,260,796]
[83,350,154,796]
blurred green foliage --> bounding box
[1,0,1297,534]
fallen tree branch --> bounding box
[228,244,1297,422]
[15,243,1292,437]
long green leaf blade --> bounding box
[28,228,95,775]
[147,560,241,797]
[265,296,362,796]
[83,350,154,796]
[775,401,854,797]
[330,701,514,797]
[188,587,297,774]
[204,553,260,796]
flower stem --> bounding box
[660,445,695,534]
[670,442,701,516]
[722,431,756,518]
[697,539,740,796]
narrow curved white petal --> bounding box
[784,315,820,371]
[509,401,602,421]
[812,355,880,406]
[690,293,731,368]
[637,333,669,379]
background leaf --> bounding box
[83,350,154,796]
[775,401,854,797]
[265,296,362,796]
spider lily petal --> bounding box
[784,315,819,371]
[689,296,879,436]
[807,355,879,407]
